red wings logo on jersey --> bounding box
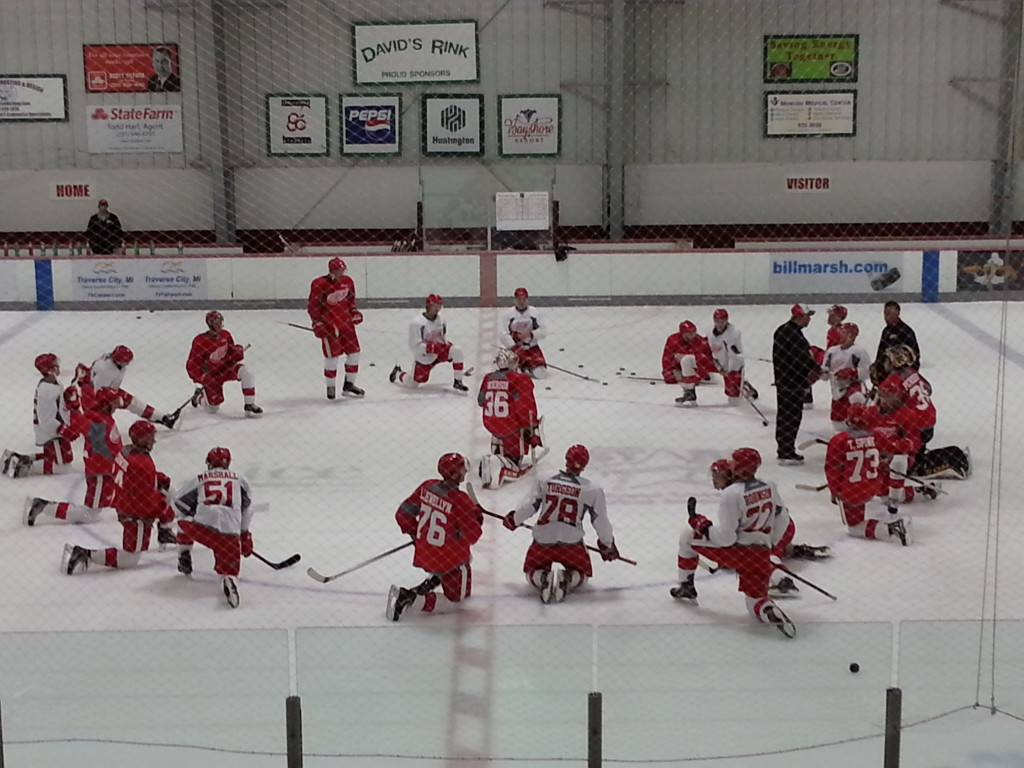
[326,287,350,305]
[209,343,229,364]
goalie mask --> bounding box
[884,344,917,370]
[494,348,519,371]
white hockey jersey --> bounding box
[822,343,870,400]
[707,322,744,372]
[33,378,70,445]
[89,354,126,390]
[174,467,253,536]
[408,312,450,364]
[499,306,547,350]
[512,469,614,547]
[702,477,787,550]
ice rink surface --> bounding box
[0,300,1022,766]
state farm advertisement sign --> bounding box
[86,105,183,153]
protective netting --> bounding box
[1,1,1024,766]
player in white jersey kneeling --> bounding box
[74,345,181,429]
[672,448,796,638]
[499,287,548,378]
[173,446,255,608]
[503,445,620,604]
[706,308,758,404]
[390,294,469,393]
[821,323,870,432]
[477,348,547,488]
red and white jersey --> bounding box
[117,446,167,520]
[477,369,538,437]
[825,428,886,504]
[90,354,126,390]
[499,305,547,350]
[174,467,253,536]
[186,329,239,383]
[307,274,357,331]
[896,368,936,429]
[703,477,786,550]
[707,322,743,371]
[408,312,449,364]
[33,378,70,445]
[822,343,870,400]
[395,478,482,573]
[825,324,843,351]
[72,409,126,479]
[511,470,614,547]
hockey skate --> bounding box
[157,524,177,551]
[342,380,365,398]
[23,496,47,527]
[541,567,568,604]
[670,576,698,604]
[61,543,91,575]
[777,453,805,466]
[788,544,832,560]
[452,379,469,393]
[177,549,193,577]
[769,576,800,598]
[2,449,16,476]
[326,385,336,400]
[886,515,913,546]
[244,403,264,418]
[675,389,697,407]
[763,604,797,638]
[389,365,402,384]
[386,584,416,621]
[222,576,240,608]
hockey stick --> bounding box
[547,363,601,383]
[277,320,314,333]
[622,375,662,382]
[890,467,948,495]
[798,437,829,451]
[252,551,301,570]
[468,483,636,565]
[306,541,413,584]
[744,392,769,427]
[774,563,838,601]
[796,483,829,492]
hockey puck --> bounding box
[545,386,551,390]
[369,362,375,367]
[619,367,625,371]
[136,315,141,319]
[558,347,565,351]
[631,371,636,375]
[578,364,584,368]
[602,382,608,386]
[649,381,656,386]
[149,309,155,313]
[849,663,860,673]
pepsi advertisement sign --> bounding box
[341,94,401,155]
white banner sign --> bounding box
[768,251,906,294]
[71,258,207,301]
[353,21,479,84]
[765,91,856,137]
[0,76,67,121]
[86,104,184,154]
[499,95,560,156]
[266,94,329,156]
[422,94,483,156]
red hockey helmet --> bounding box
[111,345,134,365]
[426,293,444,307]
[128,420,157,444]
[828,304,849,321]
[94,387,123,410]
[514,287,529,298]
[34,353,59,375]
[437,452,469,483]
[879,374,904,397]
[713,308,729,320]
[846,402,871,429]
[678,320,697,335]
[710,458,733,489]
[731,447,761,477]
[840,322,859,339]
[328,257,347,273]
[206,310,224,327]
[565,444,590,474]
[206,446,232,469]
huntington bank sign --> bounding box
[352,21,479,84]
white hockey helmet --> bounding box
[494,347,519,371]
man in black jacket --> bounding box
[875,301,920,370]
[773,304,821,464]
[85,199,124,255]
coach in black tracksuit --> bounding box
[773,304,821,464]
[875,300,921,370]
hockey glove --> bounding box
[156,472,171,492]
[502,511,518,531]
[598,539,620,562]
[349,309,364,325]
[240,531,254,557]
[63,386,81,412]
[688,514,713,538]
[475,505,485,525]
[227,344,246,364]
[312,321,329,339]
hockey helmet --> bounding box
[128,420,157,444]
[437,452,469,483]
[840,322,860,339]
[678,320,697,335]
[494,347,519,371]
[846,402,872,429]
[731,447,761,477]
[206,310,224,327]
[425,293,444,308]
[828,304,849,321]
[111,345,134,366]
[206,446,232,469]
[34,353,59,375]
[713,308,729,320]
[710,458,733,488]
[514,287,529,298]
[884,344,917,370]
[565,444,590,474]
[328,257,347,273]
[878,374,905,397]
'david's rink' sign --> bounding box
[352,21,479,84]
[70,258,207,302]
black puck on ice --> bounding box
[649,381,656,386]
[578,364,584,368]
[558,347,565,351]
[136,315,141,319]
[545,386,551,390]
[369,362,375,367]
[602,382,608,386]
[631,372,636,375]
[849,663,860,673]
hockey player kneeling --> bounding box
[477,348,546,488]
